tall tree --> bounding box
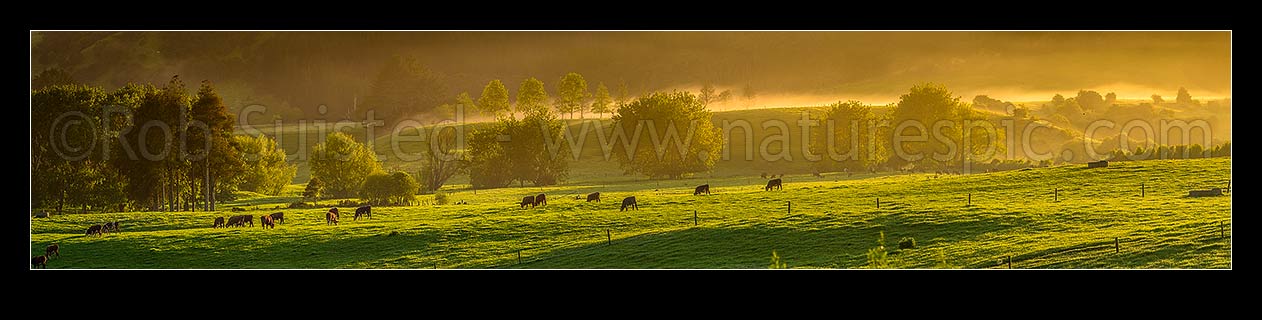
[590,82,613,118]
[741,84,757,109]
[614,81,630,108]
[419,127,465,192]
[810,100,886,172]
[309,132,383,198]
[232,134,296,196]
[556,72,590,119]
[1176,87,1195,105]
[477,79,511,119]
[189,81,244,210]
[610,91,723,179]
[515,77,550,117]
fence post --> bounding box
[517,250,521,265]
[788,201,792,214]
[694,210,698,226]
[1054,188,1058,202]
[968,193,971,206]
[1115,237,1119,253]
[607,229,611,245]
[876,197,880,209]
[1007,255,1012,269]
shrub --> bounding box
[866,231,890,269]
[898,237,916,249]
[769,250,788,269]
[434,191,450,205]
[360,171,419,206]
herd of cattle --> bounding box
[521,178,784,212]
[34,178,787,268]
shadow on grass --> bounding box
[509,215,1024,269]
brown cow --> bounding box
[213,217,226,228]
[46,243,60,258]
[765,178,783,191]
[260,215,275,229]
[32,255,48,269]
[620,196,639,211]
[354,206,372,221]
[85,225,103,237]
[586,192,601,202]
[269,212,285,224]
[694,184,710,196]
[326,209,340,225]
[520,196,535,209]
[534,194,547,206]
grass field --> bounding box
[30,157,1231,269]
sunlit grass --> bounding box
[30,157,1230,269]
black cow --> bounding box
[32,255,48,269]
[85,225,103,237]
[269,212,285,224]
[586,192,601,202]
[534,194,547,206]
[520,196,535,209]
[213,217,226,228]
[694,184,710,196]
[620,196,639,211]
[354,206,372,221]
[765,178,783,191]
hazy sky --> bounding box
[33,31,1231,111]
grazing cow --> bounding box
[329,208,340,219]
[586,192,601,202]
[269,212,285,224]
[46,243,60,258]
[260,215,275,229]
[534,194,547,206]
[226,215,242,227]
[85,225,103,237]
[227,215,253,227]
[326,210,339,225]
[620,196,639,211]
[213,217,225,228]
[354,206,372,221]
[32,255,48,269]
[765,178,783,191]
[694,184,710,196]
[519,196,535,209]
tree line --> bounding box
[31,77,295,213]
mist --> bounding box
[32,31,1230,116]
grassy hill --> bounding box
[30,157,1231,269]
